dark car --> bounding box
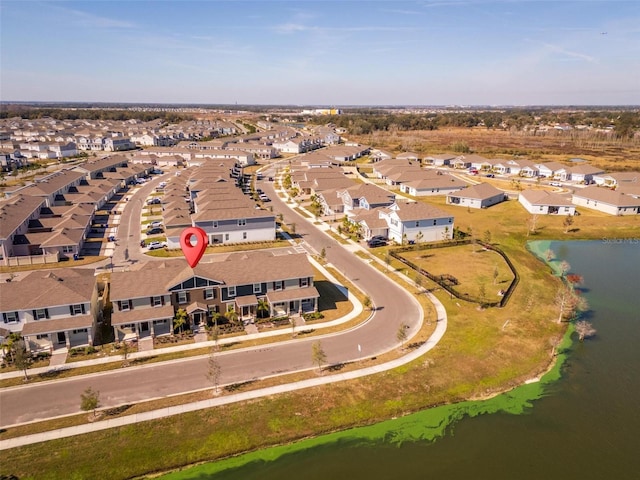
[485,173,495,178]
[367,238,387,248]
[146,227,164,235]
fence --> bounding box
[4,252,60,267]
[391,239,519,308]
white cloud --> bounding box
[542,42,597,63]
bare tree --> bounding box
[545,249,555,262]
[493,265,499,285]
[559,260,571,277]
[206,348,222,394]
[311,341,327,372]
[528,215,539,235]
[396,323,409,349]
[563,214,574,233]
[363,295,372,311]
[575,321,596,341]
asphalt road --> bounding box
[0,164,422,427]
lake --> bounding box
[161,240,640,480]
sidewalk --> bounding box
[0,291,446,451]
[0,257,362,382]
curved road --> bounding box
[0,165,423,427]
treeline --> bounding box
[0,106,188,123]
[307,109,640,138]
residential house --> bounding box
[572,186,640,215]
[593,171,639,187]
[535,162,566,179]
[0,195,47,264]
[400,175,468,197]
[518,190,576,215]
[337,183,396,215]
[568,164,605,184]
[423,154,458,167]
[380,201,455,244]
[0,269,99,352]
[446,183,507,209]
[109,252,319,340]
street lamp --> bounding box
[110,255,114,273]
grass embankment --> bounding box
[0,228,561,479]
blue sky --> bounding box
[1,0,639,105]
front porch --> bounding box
[111,304,174,342]
[21,315,95,354]
[266,287,320,317]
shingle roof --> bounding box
[451,182,503,200]
[0,195,45,239]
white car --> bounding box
[550,182,562,187]
[147,241,167,250]
[150,221,163,228]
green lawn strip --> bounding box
[293,207,312,218]
[2,205,623,478]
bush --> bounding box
[303,312,325,321]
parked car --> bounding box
[147,198,162,205]
[367,238,387,248]
[550,181,562,187]
[256,173,263,180]
[485,173,495,178]
[150,221,163,228]
[146,227,164,235]
[147,241,167,250]
[151,169,163,175]
[259,193,270,202]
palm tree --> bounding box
[257,299,270,319]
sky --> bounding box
[1,0,639,106]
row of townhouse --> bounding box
[76,135,136,152]
[0,157,152,265]
[0,252,321,354]
[109,252,319,341]
[158,161,276,249]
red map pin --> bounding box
[180,227,208,268]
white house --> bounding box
[572,186,640,216]
[380,202,454,244]
[518,190,576,215]
[446,183,506,209]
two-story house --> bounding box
[109,252,319,342]
[380,201,455,243]
[0,269,99,352]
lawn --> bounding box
[400,244,515,301]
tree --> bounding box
[415,231,423,247]
[545,249,555,262]
[206,348,222,394]
[414,271,424,294]
[290,315,297,338]
[528,215,539,235]
[493,265,499,285]
[483,230,492,244]
[173,308,188,334]
[80,387,101,417]
[256,299,270,319]
[311,341,327,372]
[479,283,487,305]
[363,295,372,311]
[396,323,408,349]
[563,214,574,233]
[320,247,326,262]
[226,307,240,326]
[559,260,571,277]
[12,340,31,381]
[575,320,597,341]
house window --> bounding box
[62,245,74,253]
[300,277,309,287]
[243,232,247,240]
[228,286,236,297]
[433,220,437,226]
[36,334,49,340]
[152,296,163,307]
[204,288,215,300]
[34,308,48,320]
[225,233,230,241]
[238,219,246,226]
[3,312,19,324]
[212,221,218,228]
[120,300,130,311]
[208,305,220,315]
[415,221,420,227]
[72,328,87,334]
[70,304,84,316]
[177,291,188,304]
[253,283,261,294]
[274,281,283,291]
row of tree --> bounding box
[306,109,640,138]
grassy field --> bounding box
[2,127,637,478]
[353,127,640,172]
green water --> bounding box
[161,240,640,480]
